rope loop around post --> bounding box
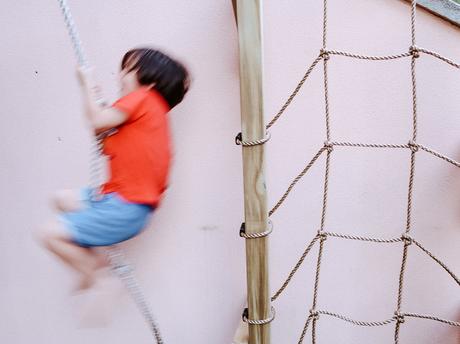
[240,220,273,239]
[242,306,276,325]
[409,45,420,58]
[235,131,271,147]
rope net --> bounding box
[243,1,460,342]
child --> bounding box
[39,48,189,290]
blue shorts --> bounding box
[59,188,153,247]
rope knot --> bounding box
[309,309,320,320]
[324,141,334,152]
[394,311,405,323]
[320,49,330,61]
[408,140,419,153]
[401,233,413,245]
[317,230,328,241]
[409,45,420,58]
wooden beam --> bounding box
[400,0,460,28]
[235,1,271,344]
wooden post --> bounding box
[235,1,271,344]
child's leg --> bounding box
[38,189,108,289]
[39,221,106,289]
[51,189,84,213]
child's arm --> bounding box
[77,67,127,134]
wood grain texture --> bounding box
[235,1,271,343]
[400,0,460,27]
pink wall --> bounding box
[1,1,458,343]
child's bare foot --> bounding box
[74,269,122,327]
[74,253,108,291]
[93,251,109,270]
[75,272,96,291]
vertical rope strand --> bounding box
[394,243,409,344]
[410,0,417,46]
[107,248,164,344]
[405,151,417,232]
[312,239,326,310]
[56,0,107,198]
[410,56,418,142]
[395,2,418,343]
[394,321,402,344]
[397,244,410,311]
[320,152,332,230]
[307,2,331,341]
[323,58,331,141]
[312,318,318,344]
[298,315,313,344]
[56,0,87,67]
[322,0,328,49]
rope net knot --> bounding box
[401,233,413,246]
[394,311,406,324]
[310,309,320,321]
[317,230,328,241]
[323,141,334,152]
[408,140,419,153]
[319,48,331,61]
[409,45,420,58]
[320,48,330,61]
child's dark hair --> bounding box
[121,48,190,109]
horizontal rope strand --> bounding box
[326,50,412,61]
[307,310,460,327]
[403,313,460,327]
[317,310,396,326]
[331,141,409,149]
[323,231,402,243]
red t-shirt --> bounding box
[101,87,171,206]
